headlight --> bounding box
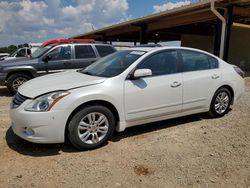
[25,91,70,112]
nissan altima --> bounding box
[10,47,245,150]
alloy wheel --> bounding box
[214,91,230,114]
[77,112,109,144]
[12,77,28,90]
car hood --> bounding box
[0,57,33,66]
[18,70,106,98]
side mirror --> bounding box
[133,69,152,79]
[42,54,51,62]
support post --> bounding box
[223,6,233,61]
[102,34,107,43]
[214,17,222,57]
[211,2,226,59]
[140,24,148,44]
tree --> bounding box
[0,45,18,54]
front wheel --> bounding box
[209,87,231,118]
[68,105,115,150]
[6,74,31,94]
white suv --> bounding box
[10,47,245,150]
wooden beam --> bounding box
[233,7,250,17]
[148,11,215,31]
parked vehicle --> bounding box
[0,53,10,59]
[29,43,42,53]
[1,47,32,61]
[0,43,116,93]
[0,43,51,61]
[10,47,245,150]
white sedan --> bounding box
[10,47,245,150]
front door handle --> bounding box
[171,81,182,88]
[212,74,220,79]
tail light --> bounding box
[233,66,245,78]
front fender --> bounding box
[4,66,37,77]
[51,82,125,123]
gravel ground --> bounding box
[0,78,249,188]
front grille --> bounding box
[12,92,29,109]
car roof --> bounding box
[129,47,155,52]
[42,39,95,47]
[45,43,114,48]
[128,46,219,59]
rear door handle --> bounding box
[212,74,220,79]
[171,81,182,88]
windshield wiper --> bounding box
[80,70,94,76]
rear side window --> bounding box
[95,45,116,57]
[75,45,96,59]
[181,50,218,72]
[137,50,178,76]
[208,56,219,69]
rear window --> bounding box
[95,45,116,57]
[181,50,219,72]
[75,45,96,59]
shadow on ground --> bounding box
[0,87,12,97]
[5,113,210,157]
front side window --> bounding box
[95,45,116,57]
[75,45,96,59]
[81,50,145,77]
[137,50,178,76]
[16,49,26,57]
[48,46,71,60]
[32,45,52,58]
[181,50,217,72]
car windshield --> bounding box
[10,50,18,57]
[32,45,52,58]
[81,50,145,78]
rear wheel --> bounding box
[68,105,115,150]
[209,87,231,118]
[6,74,31,94]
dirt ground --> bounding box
[0,79,250,188]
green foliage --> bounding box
[0,43,31,55]
[0,45,18,54]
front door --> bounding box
[46,45,73,73]
[124,50,183,122]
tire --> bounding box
[6,74,31,94]
[209,87,232,118]
[68,105,115,150]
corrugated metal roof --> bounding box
[71,0,250,41]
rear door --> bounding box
[73,45,98,69]
[180,50,221,112]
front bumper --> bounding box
[10,100,71,144]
